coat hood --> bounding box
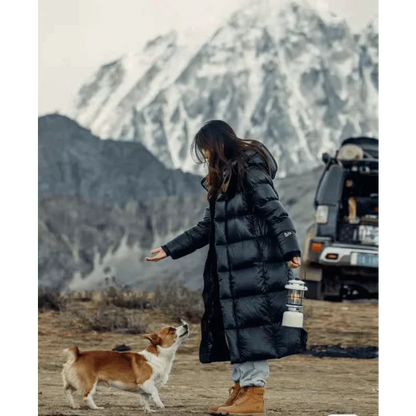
[243,143,278,179]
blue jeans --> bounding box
[231,360,270,387]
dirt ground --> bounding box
[38,298,378,416]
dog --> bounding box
[62,321,189,411]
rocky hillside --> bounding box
[38,115,207,290]
[38,115,321,290]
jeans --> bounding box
[231,360,270,387]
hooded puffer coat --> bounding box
[162,145,307,364]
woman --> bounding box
[146,120,307,416]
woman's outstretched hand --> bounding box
[145,247,167,262]
[288,256,301,269]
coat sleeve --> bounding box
[245,166,301,261]
[161,206,211,260]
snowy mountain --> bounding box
[68,0,378,177]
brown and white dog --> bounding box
[62,322,189,411]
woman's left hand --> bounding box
[288,257,301,269]
[145,247,167,262]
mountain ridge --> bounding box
[68,0,378,177]
[38,114,207,289]
[38,113,321,290]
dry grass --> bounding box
[38,297,378,416]
[38,281,204,335]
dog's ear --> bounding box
[144,333,161,346]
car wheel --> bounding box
[322,269,343,302]
[305,281,324,300]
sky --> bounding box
[38,0,378,116]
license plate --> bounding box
[355,253,379,267]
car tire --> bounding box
[305,281,324,300]
[321,269,343,302]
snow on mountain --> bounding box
[69,30,199,139]
[357,16,378,132]
[68,0,378,177]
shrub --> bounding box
[38,288,66,311]
[72,304,148,334]
[111,291,153,310]
[153,281,204,323]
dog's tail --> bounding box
[63,346,81,363]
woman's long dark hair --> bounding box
[191,120,277,201]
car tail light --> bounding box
[311,242,324,252]
[316,205,329,224]
[326,253,338,260]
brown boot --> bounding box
[209,383,241,415]
[217,386,265,416]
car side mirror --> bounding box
[322,152,330,164]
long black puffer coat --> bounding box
[162,145,307,364]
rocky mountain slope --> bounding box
[39,115,320,290]
[38,115,207,290]
[68,0,378,177]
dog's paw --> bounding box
[156,403,165,409]
[144,409,156,413]
[94,407,105,410]
[70,404,81,409]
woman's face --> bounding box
[202,149,211,161]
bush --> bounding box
[111,291,153,310]
[38,288,66,311]
[73,303,148,334]
[153,281,204,323]
[98,281,204,324]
